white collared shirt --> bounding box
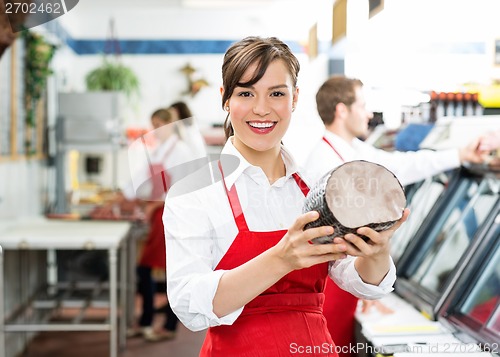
[304,130,461,186]
[163,138,396,332]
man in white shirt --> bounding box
[303,75,488,357]
[305,76,487,187]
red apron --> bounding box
[200,164,337,357]
[138,141,176,269]
[322,136,358,357]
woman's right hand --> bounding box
[273,211,348,271]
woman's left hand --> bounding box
[332,208,410,259]
[332,208,409,285]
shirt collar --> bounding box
[219,137,304,189]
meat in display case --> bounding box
[395,167,500,320]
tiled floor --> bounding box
[21,324,206,357]
[20,294,206,357]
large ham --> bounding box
[304,160,406,244]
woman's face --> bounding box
[151,115,173,141]
[168,107,180,121]
[224,59,298,154]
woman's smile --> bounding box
[247,121,277,134]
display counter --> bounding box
[356,164,499,357]
[0,217,133,357]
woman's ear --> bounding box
[292,86,299,111]
[220,86,229,110]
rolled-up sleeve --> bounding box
[180,269,243,331]
[328,256,396,299]
[163,191,243,331]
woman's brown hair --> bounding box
[169,101,193,120]
[221,36,300,140]
[151,108,173,124]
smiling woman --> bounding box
[163,36,409,357]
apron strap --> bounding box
[218,160,249,231]
[292,173,310,196]
[218,161,311,232]
[322,136,345,163]
[147,137,178,199]
[158,138,178,192]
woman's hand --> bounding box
[332,208,410,285]
[273,211,349,272]
[332,208,410,259]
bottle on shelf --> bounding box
[454,92,464,117]
[464,92,474,116]
[436,92,446,119]
[429,91,438,122]
[445,92,456,116]
[472,93,484,116]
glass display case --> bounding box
[391,170,458,263]
[437,210,499,352]
[395,167,500,320]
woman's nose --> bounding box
[252,99,271,116]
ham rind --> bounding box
[303,160,406,244]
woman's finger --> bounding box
[309,240,348,256]
[291,211,320,232]
[302,225,334,243]
[357,208,410,239]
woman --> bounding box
[164,36,409,356]
[127,108,192,341]
[168,101,193,121]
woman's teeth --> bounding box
[248,122,274,128]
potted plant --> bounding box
[85,58,140,98]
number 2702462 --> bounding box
[5,2,62,14]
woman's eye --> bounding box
[237,91,252,97]
[271,91,285,97]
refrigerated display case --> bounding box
[437,211,500,353]
[391,170,458,263]
[395,167,499,320]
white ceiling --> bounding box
[61,0,329,40]
[78,0,283,9]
